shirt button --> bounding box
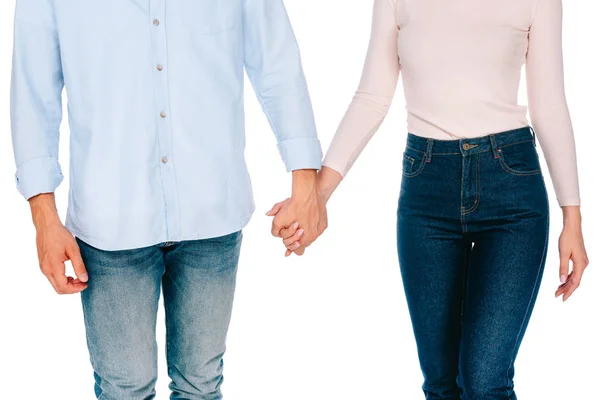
[153,19,160,26]
[161,157,168,164]
[160,111,167,118]
[157,64,164,71]
[463,143,470,151]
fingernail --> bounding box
[293,222,299,229]
[294,242,300,249]
[80,273,89,282]
[297,229,304,237]
[560,275,567,283]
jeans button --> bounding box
[463,143,470,151]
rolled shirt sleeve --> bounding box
[11,0,65,200]
[242,0,323,171]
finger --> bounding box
[280,222,300,239]
[51,263,86,295]
[285,249,293,257]
[555,272,572,297]
[283,229,304,247]
[271,219,286,237]
[266,201,286,217]
[556,273,576,301]
[563,265,584,302]
[293,246,306,256]
[67,277,83,285]
[299,238,313,248]
[558,246,571,284]
[286,241,302,252]
[67,244,88,283]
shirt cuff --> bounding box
[277,137,323,172]
[15,157,64,201]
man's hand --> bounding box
[267,170,327,256]
[30,194,88,294]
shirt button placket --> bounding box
[150,0,180,241]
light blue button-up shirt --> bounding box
[11,0,322,251]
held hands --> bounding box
[267,170,328,257]
[555,207,589,301]
[31,194,89,294]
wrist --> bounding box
[317,167,343,205]
[291,169,318,199]
[562,206,582,230]
[30,193,61,231]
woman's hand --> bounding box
[268,167,341,257]
[555,206,589,301]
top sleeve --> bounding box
[322,0,401,176]
[11,0,65,200]
[526,0,580,206]
[242,0,323,172]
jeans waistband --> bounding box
[406,126,536,161]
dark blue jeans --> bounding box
[77,231,242,400]
[397,127,550,400]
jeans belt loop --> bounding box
[489,134,501,159]
[425,139,434,163]
[529,126,537,147]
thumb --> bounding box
[559,249,570,284]
[68,244,88,283]
[266,200,286,217]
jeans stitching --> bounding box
[402,156,426,178]
[498,157,542,176]
[496,139,534,149]
[406,145,426,154]
[460,156,467,233]
[504,210,549,396]
[462,153,481,214]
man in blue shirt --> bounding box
[11,0,325,398]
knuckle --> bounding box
[40,264,53,277]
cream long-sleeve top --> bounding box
[322,0,580,206]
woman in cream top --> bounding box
[277,0,589,398]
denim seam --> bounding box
[504,212,549,397]
[498,157,542,176]
[462,154,481,215]
[460,157,467,234]
[432,152,461,155]
[405,145,426,154]
[497,139,534,149]
[402,156,426,178]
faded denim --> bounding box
[78,231,242,400]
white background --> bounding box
[0,1,598,399]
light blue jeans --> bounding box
[77,231,242,400]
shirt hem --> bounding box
[66,211,254,252]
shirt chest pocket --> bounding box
[180,0,236,34]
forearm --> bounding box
[30,193,61,230]
[317,167,343,204]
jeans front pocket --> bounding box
[402,146,427,178]
[498,140,542,176]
